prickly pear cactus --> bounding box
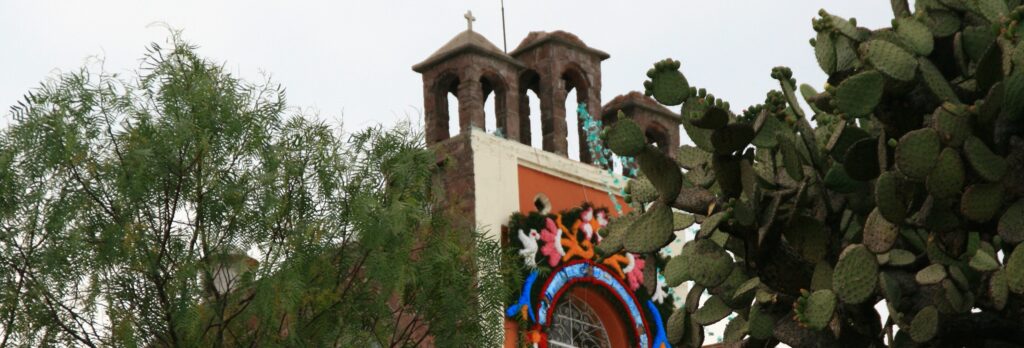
[604,1,1024,345]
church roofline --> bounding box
[412,30,525,73]
[601,91,680,122]
[509,31,610,60]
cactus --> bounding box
[864,208,899,253]
[926,148,965,199]
[999,199,1024,243]
[835,70,884,117]
[693,296,732,325]
[644,58,689,106]
[963,136,1008,182]
[601,1,1024,345]
[910,306,939,343]
[793,289,836,330]
[674,239,735,288]
[833,244,878,304]
[960,183,1004,222]
[896,128,940,180]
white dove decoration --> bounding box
[652,273,669,304]
[517,229,540,268]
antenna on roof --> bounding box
[501,0,508,53]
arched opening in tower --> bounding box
[446,92,460,139]
[432,72,461,143]
[565,87,580,161]
[518,70,543,150]
[480,73,508,138]
[562,67,591,163]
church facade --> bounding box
[412,23,683,348]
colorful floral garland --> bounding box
[506,205,673,348]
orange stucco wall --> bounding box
[517,165,631,217]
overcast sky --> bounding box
[2,1,902,134]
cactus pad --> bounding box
[896,128,940,180]
[815,32,837,74]
[888,249,917,266]
[931,104,969,146]
[664,256,688,288]
[637,148,684,201]
[676,145,711,170]
[693,296,732,325]
[926,148,965,199]
[920,59,960,104]
[864,208,899,253]
[596,214,636,255]
[682,117,716,152]
[998,199,1024,244]
[910,306,939,343]
[811,261,834,291]
[960,183,1004,222]
[644,59,689,106]
[824,163,864,193]
[711,123,756,155]
[723,316,749,343]
[828,125,870,162]
[666,308,688,344]
[748,304,776,340]
[895,18,934,55]
[990,269,1009,310]
[751,112,785,148]
[779,134,805,181]
[916,264,947,285]
[785,216,828,263]
[968,250,999,272]
[677,239,735,288]
[794,289,837,330]
[861,39,918,81]
[624,201,674,253]
[627,176,658,204]
[833,244,878,304]
[836,70,884,117]
[844,138,881,181]
[606,118,646,157]
[1007,244,1024,294]
[963,136,1007,182]
[673,212,696,231]
[875,171,908,223]
[689,105,730,130]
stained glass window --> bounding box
[547,294,611,348]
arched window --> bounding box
[481,73,508,138]
[548,294,612,348]
[562,67,590,162]
[433,73,460,142]
[519,70,543,149]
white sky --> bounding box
[2,1,903,132]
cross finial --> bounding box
[464,10,476,32]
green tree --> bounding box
[603,0,1024,346]
[0,34,503,347]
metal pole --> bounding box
[501,0,508,53]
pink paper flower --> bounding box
[624,253,646,291]
[539,218,565,267]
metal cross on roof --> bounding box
[464,10,476,32]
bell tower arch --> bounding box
[510,31,609,163]
[413,27,525,145]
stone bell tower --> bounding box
[411,17,631,236]
[411,14,684,348]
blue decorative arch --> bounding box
[535,260,654,347]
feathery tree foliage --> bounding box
[603,0,1024,346]
[0,34,504,347]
